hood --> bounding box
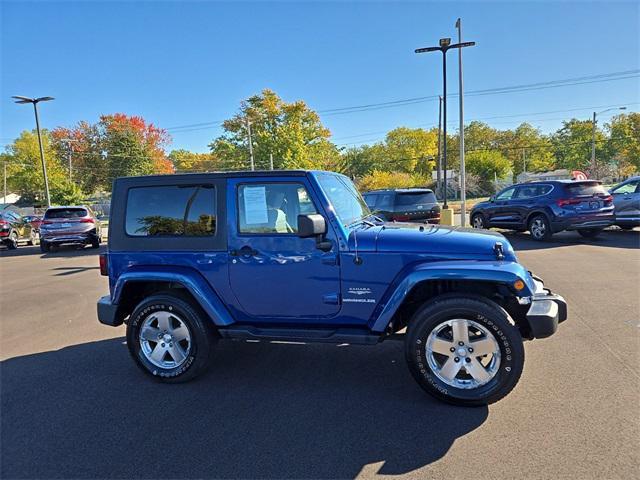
[348,223,516,261]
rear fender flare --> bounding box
[112,268,234,326]
[369,261,535,333]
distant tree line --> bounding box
[2,89,638,204]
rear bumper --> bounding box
[551,212,614,232]
[525,277,568,338]
[41,231,98,244]
[97,295,123,327]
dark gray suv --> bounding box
[39,206,102,252]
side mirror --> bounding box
[297,214,327,238]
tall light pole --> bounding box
[437,96,442,197]
[455,18,470,226]
[415,37,475,223]
[12,95,55,206]
[591,106,626,177]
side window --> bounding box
[377,194,394,209]
[612,181,638,195]
[539,184,553,195]
[496,187,516,201]
[238,183,317,234]
[126,185,216,236]
[363,194,377,209]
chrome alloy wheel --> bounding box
[139,311,192,369]
[426,319,501,389]
[472,215,484,229]
[530,218,546,240]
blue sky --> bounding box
[1,0,638,153]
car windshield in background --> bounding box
[565,182,608,196]
[316,174,370,227]
[395,192,437,206]
[45,208,88,219]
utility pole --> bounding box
[12,95,54,207]
[456,18,467,226]
[437,96,442,198]
[3,162,6,203]
[60,138,77,182]
[415,37,475,225]
[270,153,274,170]
[246,118,255,171]
[591,106,626,178]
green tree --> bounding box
[500,123,555,176]
[551,119,606,176]
[209,89,337,170]
[383,127,438,174]
[607,113,640,177]
[337,143,387,178]
[358,170,432,191]
[465,150,511,193]
[169,149,219,172]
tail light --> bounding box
[99,254,108,276]
[602,195,613,204]
[0,220,8,227]
[80,218,96,224]
[556,198,582,207]
[41,219,53,225]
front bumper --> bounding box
[97,295,123,327]
[525,276,568,338]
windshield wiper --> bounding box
[346,210,383,228]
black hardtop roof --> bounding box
[114,169,323,184]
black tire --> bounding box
[40,241,50,253]
[28,229,39,246]
[577,229,602,239]
[528,214,552,241]
[90,237,100,249]
[126,293,217,383]
[7,232,19,250]
[405,295,525,406]
[471,213,486,229]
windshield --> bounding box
[316,173,370,227]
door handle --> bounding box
[231,246,258,257]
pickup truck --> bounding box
[97,170,567,406]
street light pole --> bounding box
[456,18,467,226]
[591,106,626,177]
[415,37,475,222]
[437,96,442,197]
[12,96,54,207]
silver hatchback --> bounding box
[610,176,640,230]
[39,206,103,252]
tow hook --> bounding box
[494,241,505,260]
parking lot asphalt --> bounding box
[1,229,639,479]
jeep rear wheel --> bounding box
[405,295,524,406]
[126,294,217,383]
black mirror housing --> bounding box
[297,214,327,238]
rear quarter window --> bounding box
[126,185,216,236]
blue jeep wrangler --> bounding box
[97,170,567,406]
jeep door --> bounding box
[227,177,341,320]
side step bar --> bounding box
[218,325,382,345]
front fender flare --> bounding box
[369,261,535,333]
[112,267,234,326]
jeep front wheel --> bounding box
[126,293,217,383]
[405,296,524,406]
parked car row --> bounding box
[470,177,639,241]
[1,205,103,251]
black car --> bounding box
[470,180,614,241]
[0,211,39,249]
[363,188,441,223]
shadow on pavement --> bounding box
[504,228,640,251]
[0,243,106,258]
[1,338,487,479]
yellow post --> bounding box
[440,208,455,226]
